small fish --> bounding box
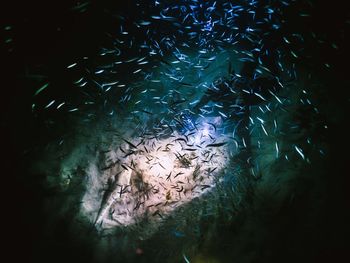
[152,210,163,218]
[218,111,228,118]
[206,142,227,147]
[158,162,166,170]
[122,138,137,149]
[201,185,211,190]
[139,20,151,26]
[141,109,153,115]
[261,124,268,136]
[275,142,279,158]
[268,90,283,104]
[294,145,305,160]
[184,148,197,151]
[183,254,190,263]
[290,50,298,58]
[67,62,77,69]
[45,100,55,108]
[257,117,265,124]
[208,167,217,174]
[179,82,193,87]
[175,138,188,143]
[56,102,65,109]
[174,172,184,178]
[254,92,267,101]
[283,36,290,44]
[34,83,49,96]
[176,186,184,192]
[151,15,161,20]
[121,164,129,171]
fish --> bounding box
[140,109,153,115]
[268,89,283,104]
[121,164,129,171]
[174,172,184,178]
[179,82,193,87]
[218,111,228,118]
[122,139,137,149]
[294,145,305,160]
[261,124,268,136]
[200,185,211,191]
[175,138,188,143]
[290,50,298,58]
[34,83,49,96]
[139,20,151,26]
[56,102,65,109]
[183,148,197,151]
[45,100,55,108]
[206,142,227,148]
[67,62,77,69]
[158,163,166,170]
[176,186,184,192]
[183,254,190,263]
[254,92,267,101]
[208,167,217,174]
[152,210,163,218]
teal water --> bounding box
[3,1,349,263]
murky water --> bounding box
[3,1,349,263]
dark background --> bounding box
[2,1,349,262]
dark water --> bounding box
[3,1,349,262]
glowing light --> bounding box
[81,122,232,233]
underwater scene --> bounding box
[3,1,349,263]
